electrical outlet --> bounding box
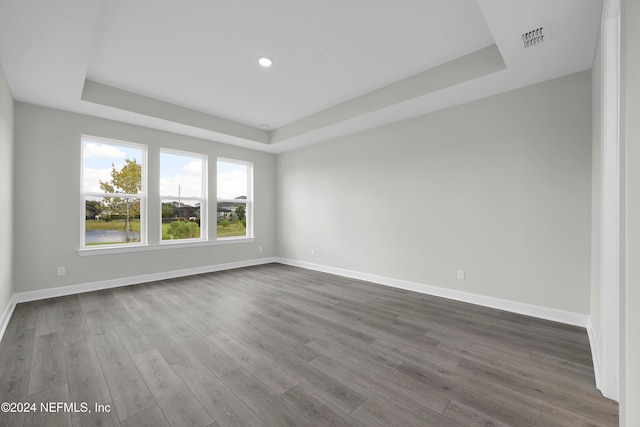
[311,249,315,256]
[258,246,263,252]
[58,266,66,276]
[457,270,465,280]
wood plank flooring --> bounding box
[0,263,618,426]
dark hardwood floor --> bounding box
[0,263,618,426]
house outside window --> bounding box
[217,158,252,239]
[160,149,207,241]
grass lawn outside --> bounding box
[86,241,135,246]
[217,221,247,237]
[160,221,246,238]
[85,219,141,231]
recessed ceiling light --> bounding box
[258,57,273,68]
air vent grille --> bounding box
[521,25,547,48]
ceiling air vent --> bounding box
[521,25,548,49]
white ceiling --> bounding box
[0,0,603,153]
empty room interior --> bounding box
[0,0,638,426]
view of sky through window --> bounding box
[160,151,203,198]
[82,141,142,193]
[217,161,248,200]
[84,141,250,201]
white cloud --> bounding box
[160,174,202,198]
[83,143,126,159]
[184,160,202,174]
[217,170,247,200]
[83,167,112,192]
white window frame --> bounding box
[160,148,208,243]
[217,157,253,240]
[80,135,147,249]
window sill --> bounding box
[77,237,255,256]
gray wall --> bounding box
[0,65,13,317]
[277,71,592,314]
[624,0,639,422]
[12,103,277,293]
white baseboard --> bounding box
[2,256,592,368]
[276,257,590,328]
[10,257,278,305]
[0,257,277,344]
[0,297,17,343]
[587,318,602,391]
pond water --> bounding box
[85,230,141,244]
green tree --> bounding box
[99,159,141,242]
[165,220,200,239]
[162,201,179,220]
[235,205,246,221]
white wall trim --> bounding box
[11,257,277,305]
[2,256,591,358]
[0,297,17,343]
[588,317,603,391]
[598,0,622,401]
[77,237,255,256]
[0,257,276,343]
[618,0,629,422]
[276,257,589,327]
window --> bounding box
[160,149,207,241]
[80,138,253,253]
[217,158,252,239]
[81,136,146,247]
